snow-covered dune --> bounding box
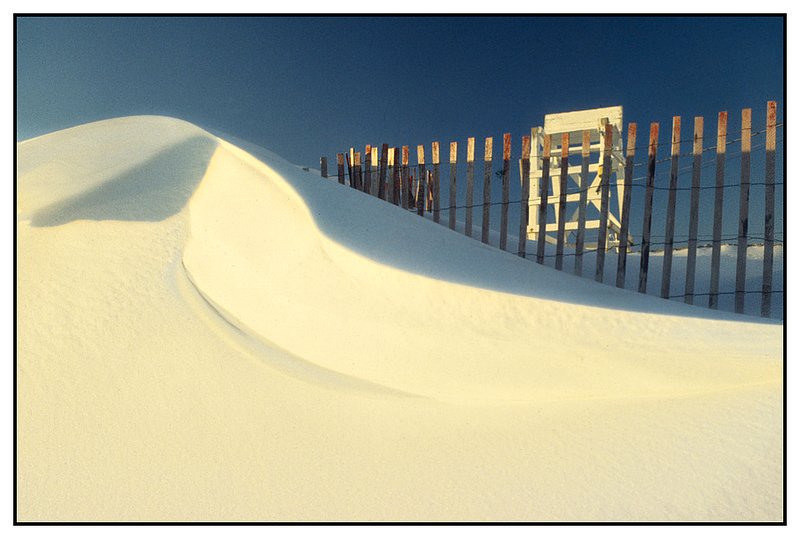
[16,116,783,521]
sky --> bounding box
[15,15,785,243]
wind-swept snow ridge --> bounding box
[16,116,784,520]
[23,115,779,402]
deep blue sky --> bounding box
[16,16,783,167]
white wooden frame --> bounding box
[524,106,632,249]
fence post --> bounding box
[596,123,613,283]
[432,142,441,223]
[616,123,637,288]
[320,157,328,178]
[555,133,569,270]
[401,146,410,210]
[417,145,426,217]
[449,142,458,230]
[762,101,777,317]
[709,112,727,309]
[638,123,659,294]
[500,133,511,251]
[660,116,681,298]
[466,137,476,237]
[575,130,590,276]
[378,144,389,200]
[337,153,345,185]
[482,137,493,244]
[537,134,551,264]
[684,116,703,304]
[735,108,752,314]
[518,135,531,257]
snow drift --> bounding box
[16,116,783,521]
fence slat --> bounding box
[684,117,703,303]
[449,142,458,230]
[378,144,389,200]
[354,152,362,191]
[392,147,401,205]
[574,130,590,276]
[660,116,681,298]
[616,123,637,288]
[364,145,372,194]
[709,112,727,309]
[432,142,441,223]
[482,137,493,244]
[466,137,475,237]
[595,123,613,283]
[518,135,531,258]
[536,134,551,264]
[762,101,777,317]
[320,157,328,178]
[346,150,354,188]
[337,153,345,185]
[554,133,569,270]
[500,133,511,250]
[387,147,394,203]
[734,108,752,314]
[371,146,379,196]
[417,145,426,216]
[401,146,410,210]
[638,123,659,294]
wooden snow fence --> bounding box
[319,101,782,318]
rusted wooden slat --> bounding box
[638,123,659,294]
[616,123,637,288]
[660,116,681,298]
[709,112,727,309]
[536,135,551,264]
[684,117,703,304]
[518,135,531,257]
[387,147,394,202]
[555,133,569,270]
[378,144,389,200]
[336,153,345,185]
[391,147,401,205]
[761,101,777,317]
[371,146,379,196]
[363,145,372,194]
[465,137,475,237]
[449,142,458,230]
[481,137,493,244]
[500,133,511,251]
[574,130,590,276]
[432,141,441,223]
[386,148,400,206]
[354,151,362,191]
[734,108,752,314]
[401,146,410,210]
[346,149,354,188]
[417,145,426,216]
[320,157,328,178]
[595,123,613,283]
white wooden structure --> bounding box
[525,106,633,249]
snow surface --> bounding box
[16,116,783,521]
